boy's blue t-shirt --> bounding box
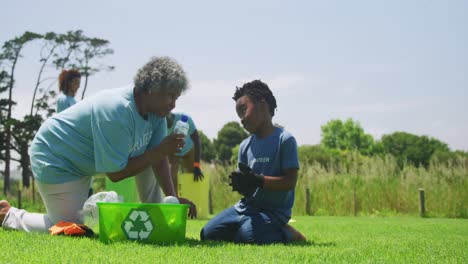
[166,113,196,156]
[56,93,77,113]
[234,127,299,224]
[30,86,167,184]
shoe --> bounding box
[285,224,307,242]
[0,200,11,227]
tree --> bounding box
[298,144,341,169]
[380,131,450,168]
[0,31,41,195]
[1,30,114,194]
[198,130,216,162]
[52,30,84,70]
[30,32,61,116]
[11,88,56,189]
[214,122,249,163]
[50,30,114,99]
[230,144,241,164]
[29,30,114,113]
[10,115,43,188]
[26,30,113,188]
[321,118,375,155]
[0,69,9,165]
[76,37,115,99]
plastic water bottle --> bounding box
[173,114,189,136]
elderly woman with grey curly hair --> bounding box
[0,56,197,233]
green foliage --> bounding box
[298,144,341,169]
[321,118,375,155]
[74,33,115,99]
[297,155,467,218]
[380,131,450,168]
[0,32,42,194]
[213,121,249,163]
[52,30,87,70]
[319,118,459,170]
[198,130,216,162]
[10,114,46,187]
[0,70,9,161]
[205,154,467,218]
[202,162,241,213]
[430,150,468,167]
[230,144,240,164]
[8,155,466,219]
[0,31,41,61]
[47,30,115,99]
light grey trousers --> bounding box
[1,167,163,232]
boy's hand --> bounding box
[228,163,264,196]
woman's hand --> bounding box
[178,197,197,219]
[151,133,185,158]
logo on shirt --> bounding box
[130,131,152,153]
[254,157,270,163]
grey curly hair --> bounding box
[134,56,189,94]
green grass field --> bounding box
[1,216,466,263]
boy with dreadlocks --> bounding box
[200,80,306,244]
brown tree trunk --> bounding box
[3,53,19,195]
[20,148,31,188]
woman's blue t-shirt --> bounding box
[30,86,167,184]
[56,93,77,113]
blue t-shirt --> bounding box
[166,113,196,156]
[29,86,167,184]
[56,93,77,113]
[234,127,299,224]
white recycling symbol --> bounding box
[122,209,154,241]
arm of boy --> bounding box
[262,168,298,191]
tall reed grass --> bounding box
[2,154,466,218]
[204,154,467,218]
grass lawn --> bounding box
[1,216,466,263]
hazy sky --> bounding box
[2,0,467,151]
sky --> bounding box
[2,0,468,151]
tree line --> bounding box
[201,118,467,171]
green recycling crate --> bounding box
[97,202,189,243]
[105,177,139,203]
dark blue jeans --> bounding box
[200,206,291,244]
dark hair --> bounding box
[58,69,81,95]
[232,80,277,116]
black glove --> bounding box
[193,166,204,182]
[228,163,264,196]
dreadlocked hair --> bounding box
[232,80,277,116]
